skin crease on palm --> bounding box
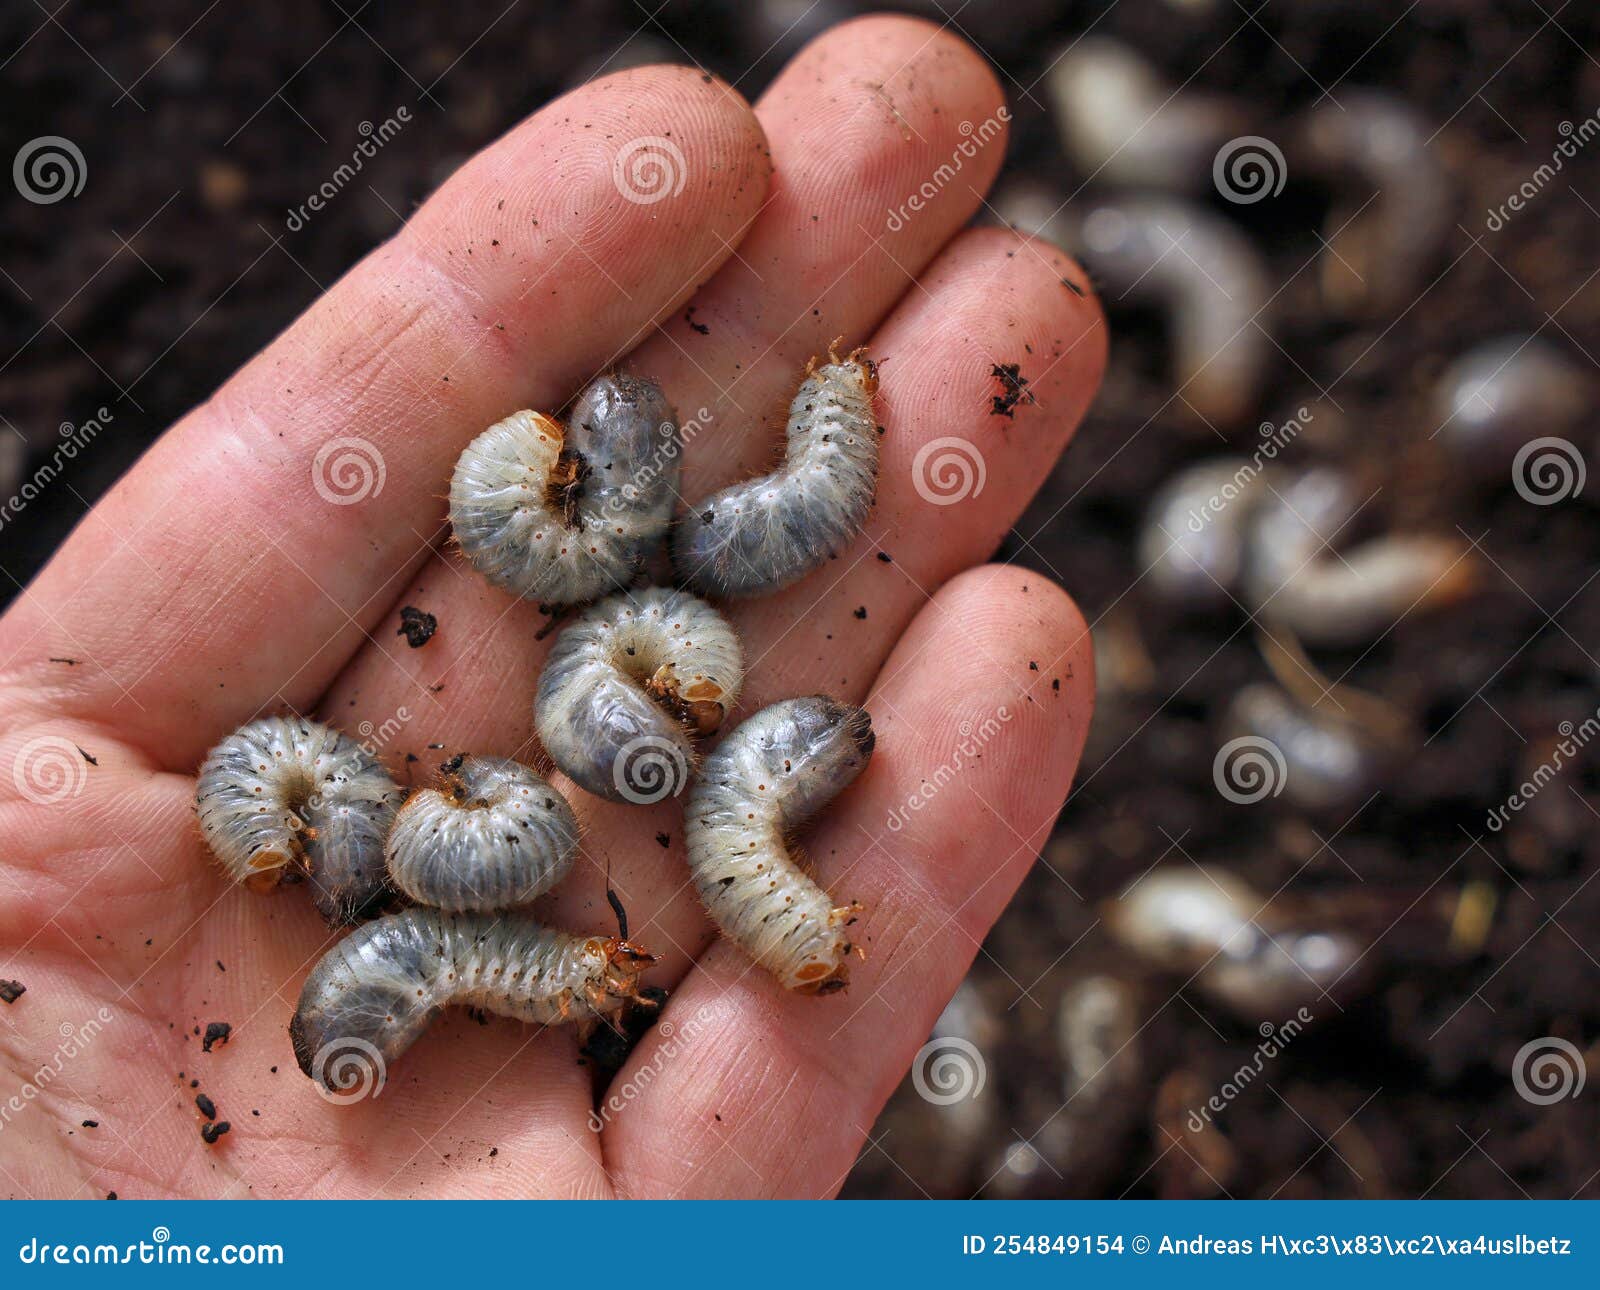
[0,17,1105,1199]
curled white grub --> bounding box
[195,716,404,925]
[290,909,654,1094]
[1221,683,1385,815]
[535,586,743,804]
[1295,91,1451,317]
[1241,465,1475,646]
[1105,865,1367,1020]
[450,372,679,608]
[1047,37,1248,192]
[685,696,875,992]
[1433,335,1592,476]
[673,347,879,598]
[1071,197,1270,426]
[1140,456,1267,609]
[385,756,579,912]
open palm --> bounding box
[0,16,1102,1199]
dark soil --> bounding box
[3,0,1597,1199]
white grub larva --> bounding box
[384,755,578,912]
[535,586,743,804]
[1433,336,1593,476]
[289,908,655,1093]
[1070,197,1270,427]
[1104,865,1368,1021]
[449,372,679,608]
[195,717,404,925]
[1241,465,1475,647]
[1295,92,1450,317]
[672,346,879,599]
[685,696,874,993]
[1046,37,1247,192]
[1139,457,1266,610]
[1221,683,1385,815]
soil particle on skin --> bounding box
[81,1120,98,1128]
[989,363,1034,418]
[200,1121,231,1145]
[0,980,24,1004]
[397,605,438,648]
[655,832,671,848]
[853,606,868,619]
[195,1093,217,1120]
[105,1192,116,1200]
[201,1022,231,1052]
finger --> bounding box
[321,13,1014,768]
[0,67,769,767]
[602,565,1094,1198]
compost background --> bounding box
[3,0,1597,1198]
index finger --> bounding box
[0,68,769,768]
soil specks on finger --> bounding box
[397,605,438,648]
[990,363,1034,418]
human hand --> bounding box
[0,15,1103,1199]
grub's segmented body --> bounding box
[290,908,653,1091]
[450,373,679,607]
[673,349,878,598]
[685,696,874,992]
[384,756,578,911]
[536,586,743,804]
[195,717,404,924]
